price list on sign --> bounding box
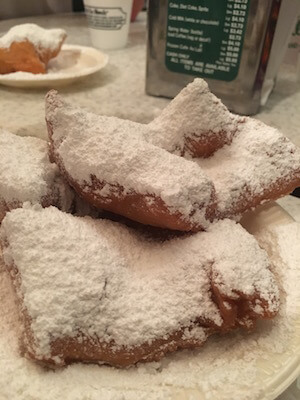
[165,0,250,81]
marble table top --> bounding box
[0,12,299,400]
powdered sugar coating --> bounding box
[147,78,300,217]
[0,129,58,204]
[197,118,300,215]
[0,206,279,361]
[0,24,66,52]
[208,222,279,314]
[148,78,240,154]
[46,91,214,227]
[0,206,298,400]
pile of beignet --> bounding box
[0,79,299,368]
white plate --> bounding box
[0,203,299,400]
[0,44,109,88]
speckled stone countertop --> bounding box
[0,12,299,224]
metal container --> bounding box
[146,0,299,114]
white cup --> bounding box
[83,0,133,50]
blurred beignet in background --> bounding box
[0,24,66,74]
[0,129,73,222]
[148,79,300,219]
[0,206,279,367]
[45,90,216,232]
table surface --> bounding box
[0,13,299,400]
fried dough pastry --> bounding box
[45,91,216,232]
[197,117,300,219]
[148,79,300,219]
[0,206,279,367]
[148,78,243,158]
[46,84,300,230]
[0,130,73,222]
[0,24,66,74]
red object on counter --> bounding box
[131,0,144,22]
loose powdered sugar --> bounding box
[0,205,298,400]
[0,24,66,51]
[0,206,278,362]
[45,91,214,226]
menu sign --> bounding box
[165,0,250,81]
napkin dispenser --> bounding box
[146,0,299,115]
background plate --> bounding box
[0,44,109,88]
